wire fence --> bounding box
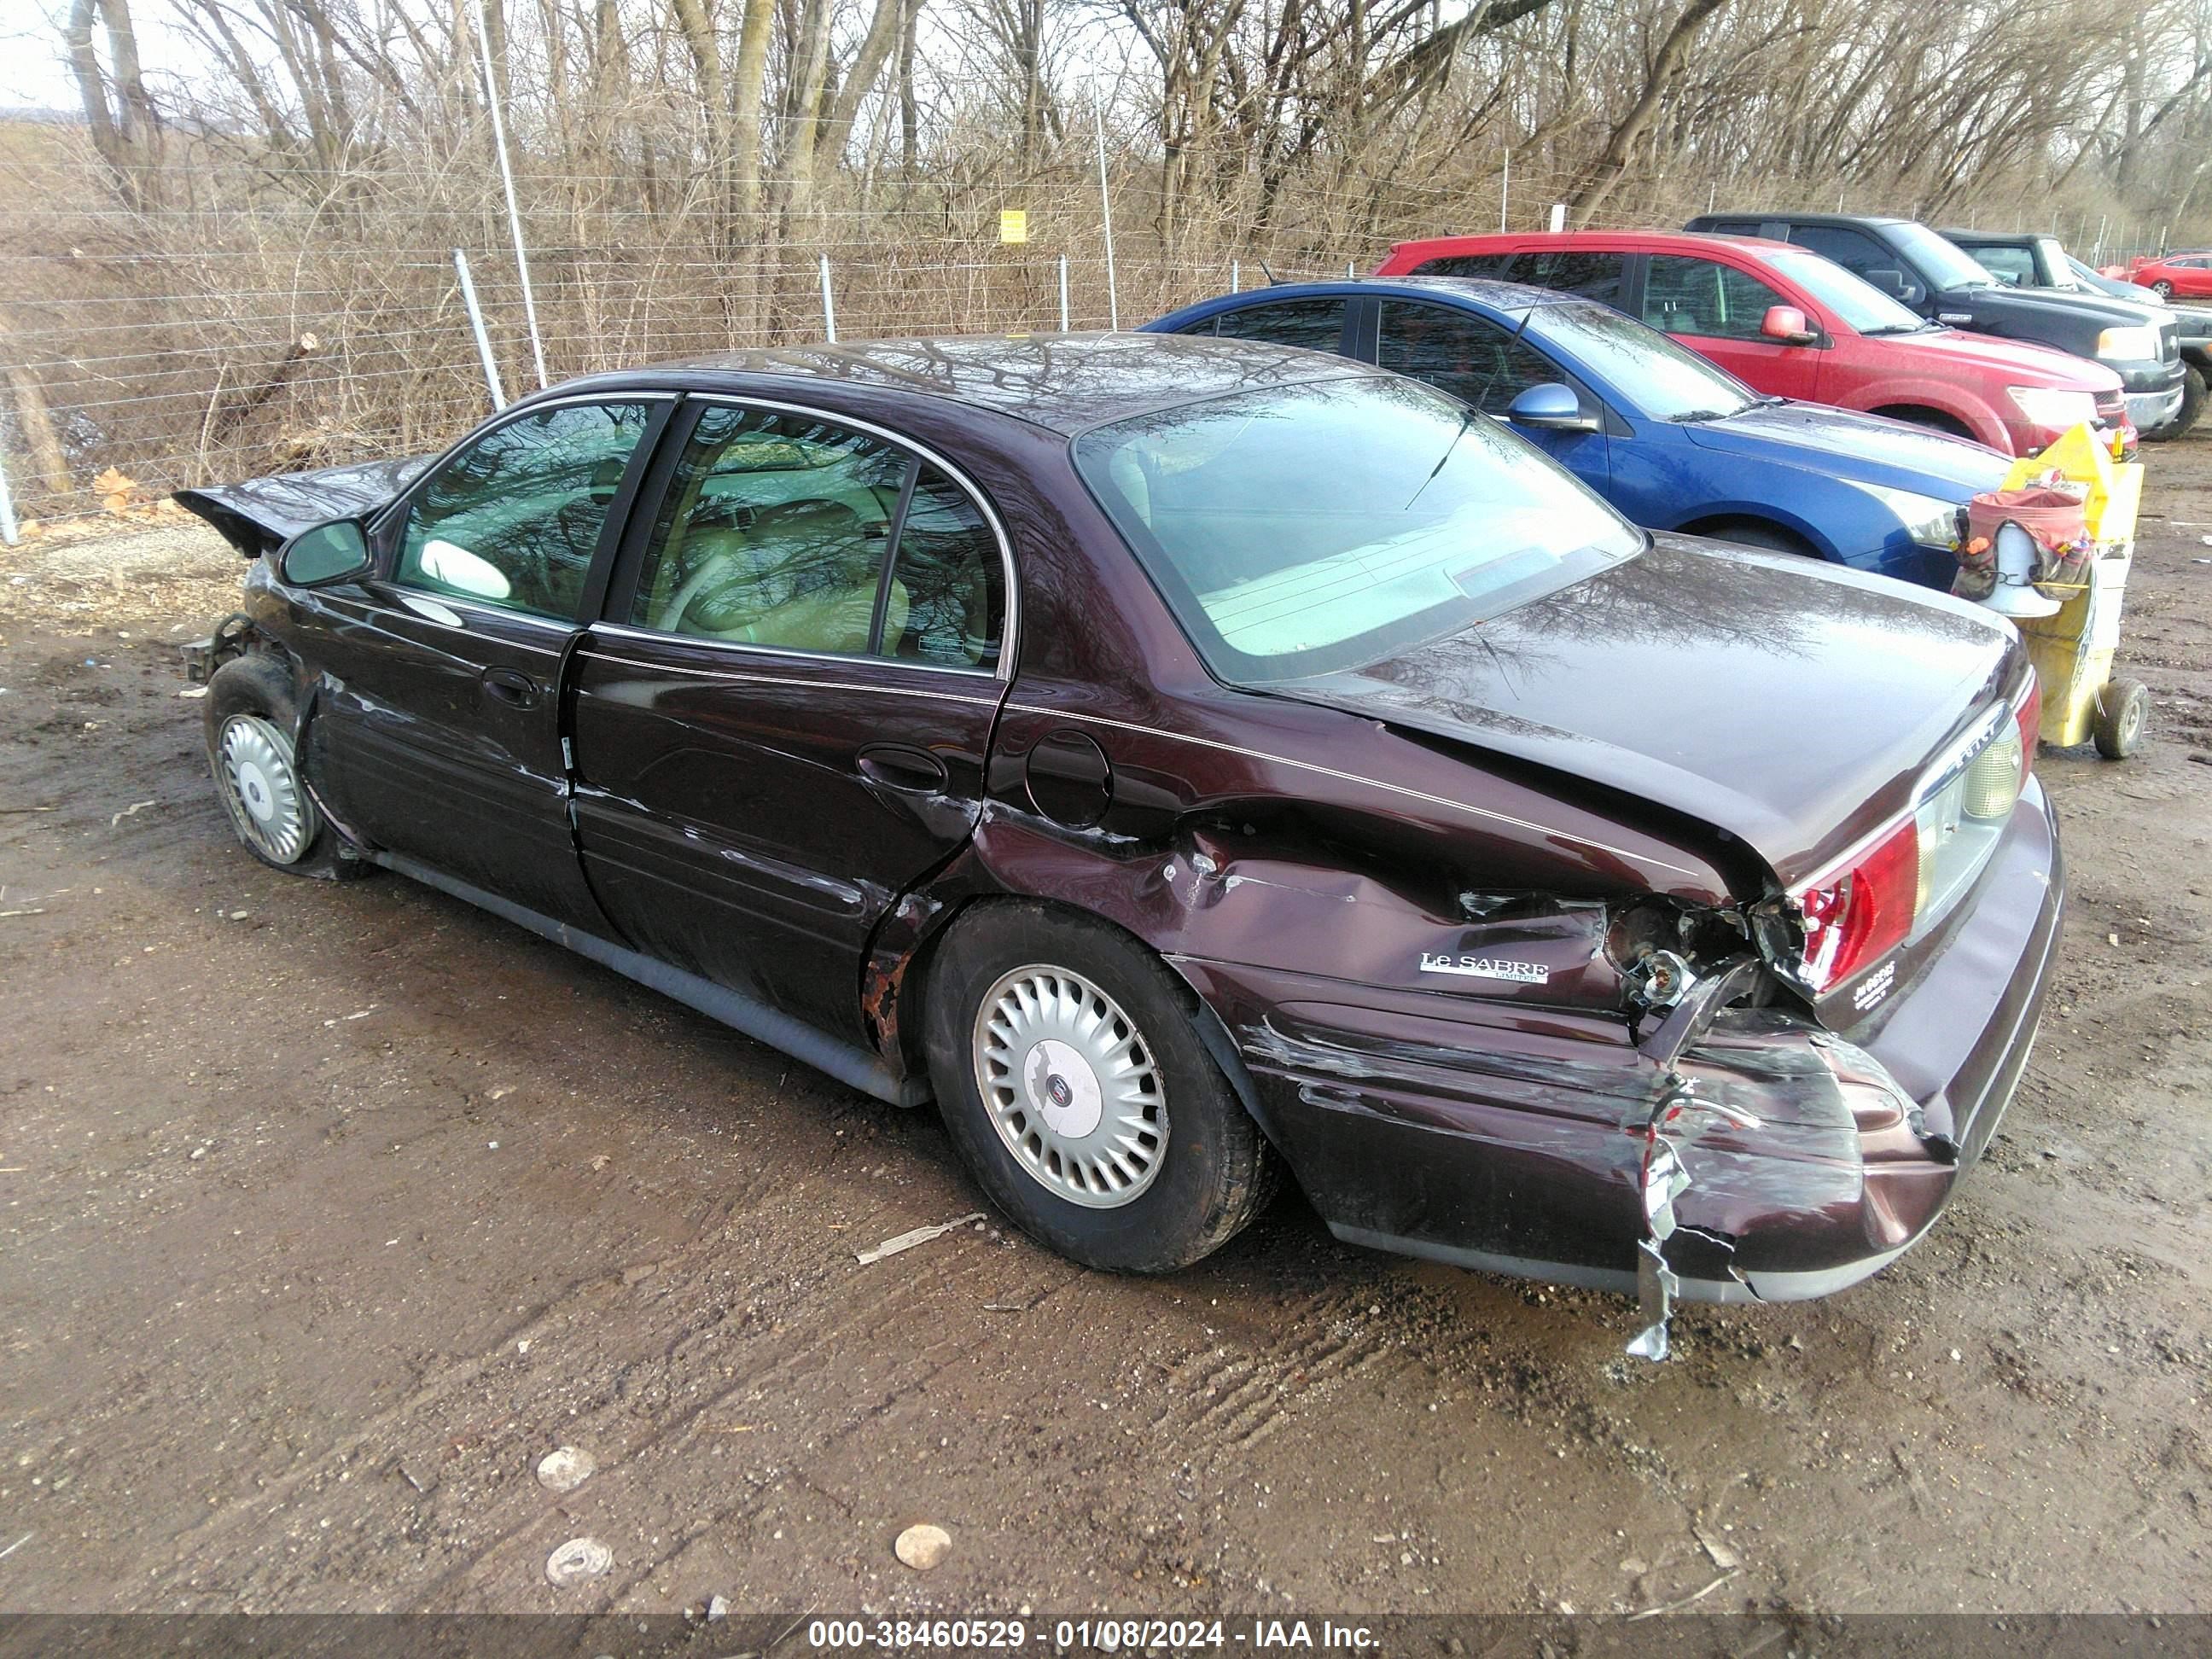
[0,123,2200,540]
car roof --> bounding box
[544,331,1381,436]
[1176,276,1592,318]
[1697,212,1910,228]
[1936,229,2045,242]
[1399,229,1801,256]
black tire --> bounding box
[2145,363,2205,443]
[923,902,1276,1272]
[1696,519,1820,558]
[2152,280,2174,301]
[2092,677,2149,760]
[204,655,372,880]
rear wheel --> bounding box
[923,904,1276,1272]
[2092,677,2149,760]
[204,656,371,880]
[2152,280,2175,301]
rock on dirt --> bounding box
[544,1537,613,1587]
[534,1446,596,1493]
[894,1523,952,1570]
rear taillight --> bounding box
[2015,672,2040,784]
[1796,817,1919,994]
[1795,679,2036,998]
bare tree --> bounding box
[64,0,162,208]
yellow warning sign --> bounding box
[999,210,1029,245]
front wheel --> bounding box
[2147,363,2208,443]
[204,655,371,879]
[923,904,1277,1272]
[2092,677,2149,760]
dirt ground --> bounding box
[1,436,2209,1625]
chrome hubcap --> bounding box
[216,713,314,864]
[974,964,1167,1208]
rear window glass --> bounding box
[1073,376,1639,683]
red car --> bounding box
[2124,252,2212,302]
[1377,231,2130,457]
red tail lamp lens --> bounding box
[1796,817,1920,993]
[2015,674,2040,786]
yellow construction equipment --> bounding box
[1998,427,2148,759]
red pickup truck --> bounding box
[1376,231,2130,456]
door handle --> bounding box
[857,744,949,793]
[481,667,540,709]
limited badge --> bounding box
[1850,959,1897,1012]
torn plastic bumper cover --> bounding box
[1174,783,2064,1357]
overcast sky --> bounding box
[0,0,206,113]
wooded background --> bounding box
[6,0,2212,524]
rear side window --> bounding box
[1787,225,1893,279]
[1516,251,1628,306]
[1376,302,1558,413]
[1970,246,2035,286]
[1407,253,1516,280]
[1196,298,1349,355]
[630,405,907,656]
[1642,255,1790,340]
[879,466,1004,670]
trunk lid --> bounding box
[1278,534,2020,892]
[174,456,432,557]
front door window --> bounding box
[1642,256,1791,341]
[396,401,654,620]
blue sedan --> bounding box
[1142,277,2011,588]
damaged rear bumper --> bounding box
[1174,778,2064,1311]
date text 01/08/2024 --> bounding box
[806,1618,1379,1650]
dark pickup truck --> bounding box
[1938,227,2206,439]
[1686,212,2186,438]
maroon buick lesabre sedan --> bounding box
[178,334,2063,1356]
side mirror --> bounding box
[1760,305,1818,345]
[278,518,371,587]
[1866,267,1922,305]
[1505,381,1601,434]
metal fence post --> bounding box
[1499,151,1510,232]
[1057,254,1069,331]
[470,0,549,390]
[1095,114,1119,332]
[0,447,18,547]
[819,254,837,342]
[1231,259,1241,294]
[453,249,508,410]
